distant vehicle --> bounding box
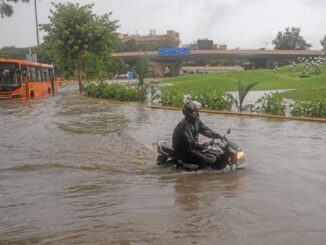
[0,59,58,99]
[114,73,128,80]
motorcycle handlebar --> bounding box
[210,128,231,145]
[209,137,227,146]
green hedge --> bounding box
[84,82,140,101]
[291,99,326,118]
[161,88,232,110]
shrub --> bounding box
[254,92,286,116]
[192,90,232,110]
[293,56,326,78]
[226,80,259,112]
[160,88,232,110]
[160,88,184,107]
[291,99,326,118]
[84,82,98,97]
[84,82,139,101]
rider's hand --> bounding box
[202,142,209,148]
[217,134,223,141]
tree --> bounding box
[120,39,138,52]
[321,35,326,51]
[115,36,179,52]
[133,57,150,102]
[0,0,29,17]
[272,27,312,50]
[0,46,29,59]
[40,2,119,93]
[83,54,126,81]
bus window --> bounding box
[0,62,20,89]
[37,68,42,81]
[43,68,49,80]
[30,67,37,82]
[27,66,31,82]
[21,65,28,82]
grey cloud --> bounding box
[0,0,325,49]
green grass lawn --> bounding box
[281,88,326,100]
[162,68,326,101]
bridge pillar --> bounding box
[150,61,182,77]
[169,63,182,76]
[150,61,164,77]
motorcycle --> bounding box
[153,129,245,171]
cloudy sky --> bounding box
[1,0,326,49]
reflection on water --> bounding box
[172,172,243,211]
[1,84,326,244]
[54,95,130,135]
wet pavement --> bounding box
[1,84,326,244]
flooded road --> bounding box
[1,84,326,245]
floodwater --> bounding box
[1,84,326,245]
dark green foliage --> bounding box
[321,35,326,51]
[83,53,126,81]
[133,57,150,102]
[84,83,98,97]
[291,99,326,118]
[0,0,29,17]
[272,27,312,50]
[226,80,259,112]
[84,82,139,101]
[298,74,310,78]
[40,2,119,92]
[0,45,52,66]
[0,46,30,59]
[115,36,179,52]
[160,88,184,107]
[160,88,232,110]
[254,92,286,116]
[192,90,232,110]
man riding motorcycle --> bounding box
[172,102,223,169]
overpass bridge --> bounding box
[112,49,325,76]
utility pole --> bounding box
[34,0,39,46]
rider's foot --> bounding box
[182,163,200,171]
[157,155,168,165]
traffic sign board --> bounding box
[157,48,190,56]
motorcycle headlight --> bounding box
[237,151,244,160]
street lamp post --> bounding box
[34,0,39,46]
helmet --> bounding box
[182,101,200,121]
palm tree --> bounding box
[227,80,259,112]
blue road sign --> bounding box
[157,48,190,56]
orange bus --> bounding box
[0,59,58,99]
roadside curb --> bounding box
[145,105,326,123]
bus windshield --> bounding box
[0,62,20,89]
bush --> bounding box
[84,82,98,97]
[160,88,184,107]
[192,90,232,110]
[254,92,286,115]
[160,88,232,110]
[299,74,310,78]
[291,99,326,118]
[84,82,140,101]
